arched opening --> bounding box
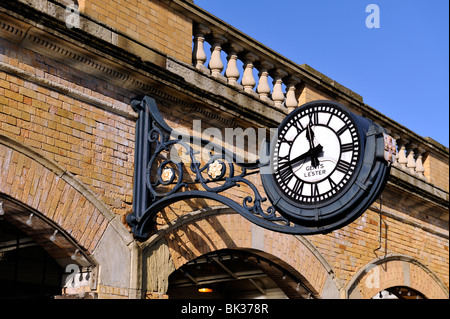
[0,196,95,299]
[0,217,63,299]
[372,286,426,299]
[346,254,449,299]
[0,135,135,299]
[167,249,316,299]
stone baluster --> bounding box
[256,60,274,104]
[414,146,427,179]
[208,33,228,82]
[192,24,211,73]
[396,138,409,168]
[271,69,288,109]
[390,133,400,166]
[406,142,417,174]
[390,135,428,180]
[240,52,259,97]
[224,43,243,88]
[284,76,301,113]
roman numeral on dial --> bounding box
[341,143,353,152]
[309,112,319,125]
[328,177,337,188]
[277,154,289,165]
[311,183,319,197]
[279,137,293,146]
[294,121,304,131]
[292,178,304,194]
[278,165,293,181]
[336,160,352,173]
[336,126,347,136]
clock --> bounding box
[261,100,393,234]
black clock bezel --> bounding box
[261,100,390,234]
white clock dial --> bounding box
[273,104,360,204]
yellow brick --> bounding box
[5,89,23,102]
[1,122,21,135]
[54,139,71,150]
[18,86,38,99]
[56,108,74,120]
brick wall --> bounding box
[424,153,449,192]
[78,0,193,64]
[310,206,448,290]
[0,36,135,222]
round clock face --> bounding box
[272,102,360,206]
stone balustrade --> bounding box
[189,21,450,186]
[390,133,428,181]
[192,23,300,113]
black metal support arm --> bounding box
[126,96,306,240]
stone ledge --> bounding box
[389,165,449,213]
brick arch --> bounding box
[346,254,449,299]
[146,206,341,298]
[0,133,132,262]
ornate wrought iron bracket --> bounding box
[126,96,306,240]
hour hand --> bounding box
[277,144,322,172]
[310,143,322,168]
[310,154,319,168]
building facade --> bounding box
[0,0,448,299]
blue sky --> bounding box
[193,0,449,147]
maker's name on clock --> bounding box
[303,164,326,177]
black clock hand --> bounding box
[306,122,320,168]
[306,122,315,147]
[308,143,322,168]
[277,144,323,172]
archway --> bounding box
[0,134,135,298]
[0,195,95,298]
[0,216,63,299]
[346,254,449,299]
[371,286,426,299]
[141,207,342,299]
[167,248,316,299]
[0,134,112,256]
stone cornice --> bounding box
[388,166,449,216]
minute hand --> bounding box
[306,123,320,168]
[277,144,323,172]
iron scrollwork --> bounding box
[126,96,303,240]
